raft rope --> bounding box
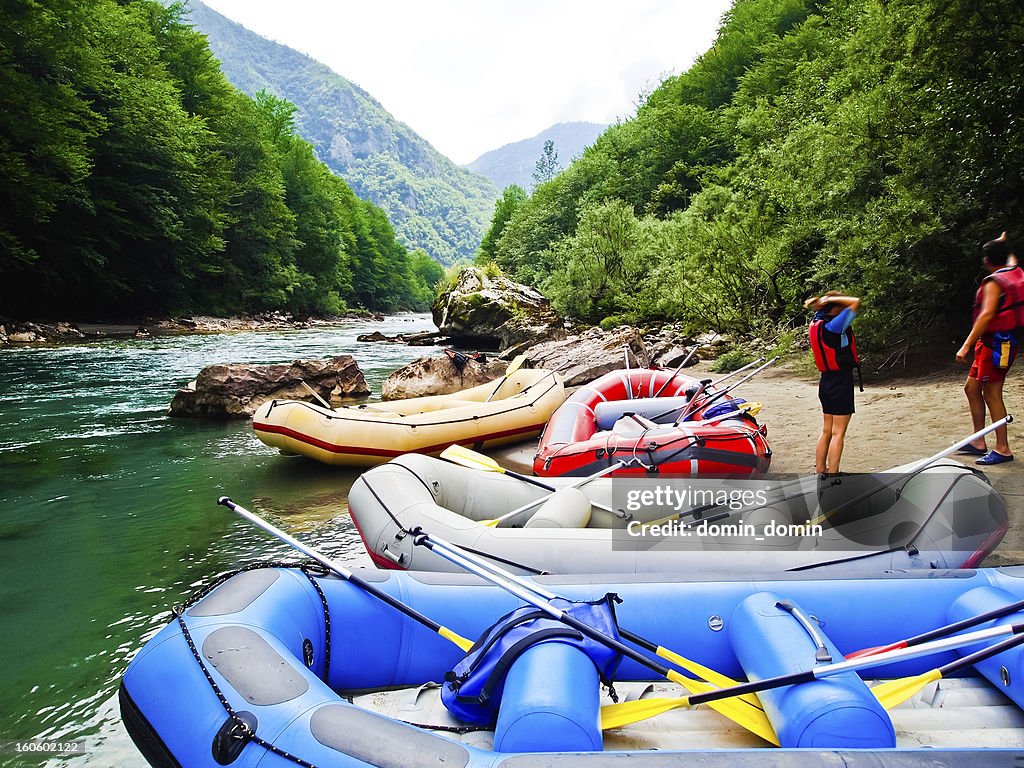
[171,561,334,768]
[355,473,549,575]
[265,377,562,426]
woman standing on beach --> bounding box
[805,291,862,474]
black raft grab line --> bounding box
[354,473,550,576]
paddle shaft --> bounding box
[219,498,471,649]
[848,594,1024,659]
[417,529,710,661]
[808,414,1015,526]
[652,345,703,398]
[300,381,334,410]
[675,356,777,425]
[686,620,1024,708]
[623,346,633,400]
[485,354,527,402]
[440,445,620,517]
[412,531,682,680]
[486,461,626,525]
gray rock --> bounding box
[653,345,700,368]
[381,354,508,400]
[432,267,565,351]
[168,356,370,419]
[519,326,650,387]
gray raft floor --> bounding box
[351,677,1024,751]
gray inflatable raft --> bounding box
[347,453,1007,574]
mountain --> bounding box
[466,122,607,191]
[185,1,498,264]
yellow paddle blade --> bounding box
[742,401,763,417]
[440,444,504,474]
[601,670,779,745]
[655,646,762,708]
[505,354,529,376]
[438,625,475,652]
[870,668,942,710]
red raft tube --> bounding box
[533,367,771,477]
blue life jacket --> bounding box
[441,595,623,725]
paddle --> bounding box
[218,497,475,652]
[673,356,778,425]
[868,632,1024,709]
[409,528,777,743]
[806,414,1015,527]
[665,415,1014,536]
[479,461,628,527]
[439,444,621,517]
[651,346,700,399]
[649,357,764,423]
[300,380,334,410]
[598,617,1024,729]
[846,595,1024,660]
[623,345,633,400]
[485,354,528,402]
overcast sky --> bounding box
[200,1,734,165]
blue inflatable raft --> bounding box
[121,566,1024,767]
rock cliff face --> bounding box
[168,356,369,419]
[432,268,566,351]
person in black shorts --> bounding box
[804,291,862,474]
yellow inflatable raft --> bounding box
[252,368,565,466]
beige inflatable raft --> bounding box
[252,368,565,466]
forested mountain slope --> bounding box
[187,1,499,264]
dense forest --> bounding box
[477,0,1024,346]
[0,0,443,318]
[187,1,499,267]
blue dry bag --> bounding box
[441,595,623,725]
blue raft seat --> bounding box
[729,591,896,748]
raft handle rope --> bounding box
[172,560,334,768]
[263,375,562,427]
[354,474,551,574]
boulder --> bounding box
[653,345,700,368]
[519,326,651,387]
[381,354,508,401]
[168,356,370,419]
[432,267,565,351]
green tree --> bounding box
[475,184,527,264]
[532,139,560,187]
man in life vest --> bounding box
[804,291,862,474]
[956,232,1023,465]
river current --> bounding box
[0,314,439,766]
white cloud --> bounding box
[200,0,732,164]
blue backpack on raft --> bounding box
[441,595,623,725]
[700,398,747,422]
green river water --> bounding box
[0,314,441,767]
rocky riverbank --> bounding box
[0,311,386,346]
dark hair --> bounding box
[983,236,1015,266]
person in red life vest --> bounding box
[804,291,862,474]
[956,232,1023,465]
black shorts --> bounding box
[818,368,855,416]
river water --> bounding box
[0,314,440,767]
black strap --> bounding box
[458,628,583,705]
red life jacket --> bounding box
[973,266,1024,334]
[810,318,859,372]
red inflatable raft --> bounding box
[533,368,771,477]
